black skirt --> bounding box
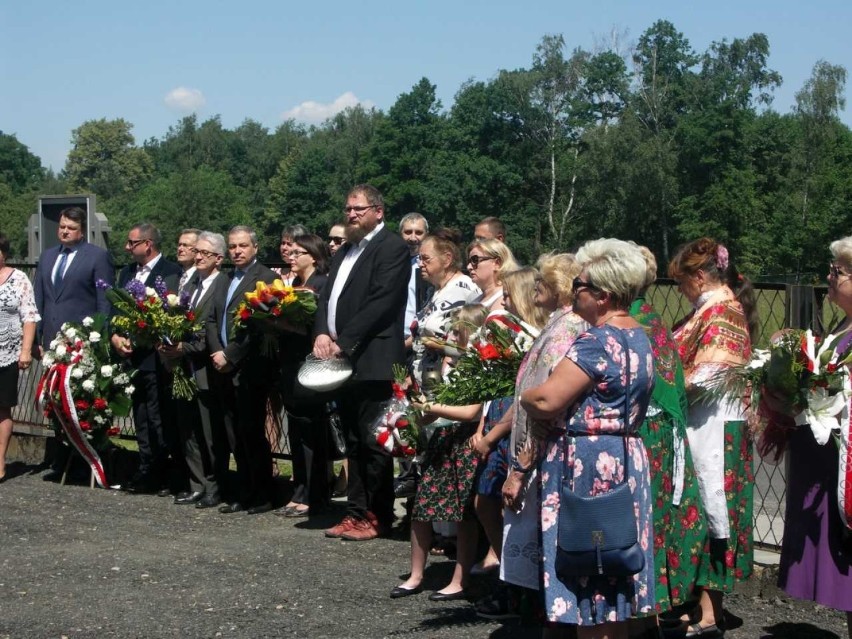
[0,362,19,408]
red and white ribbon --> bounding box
[36,363,108,488]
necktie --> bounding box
[53,248,69,288]
[179,270,190,292]
[189,278,204,309]
[221,270,245,346]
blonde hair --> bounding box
[575,238,648,309]
[536,252,582,306]
[467,238,520,283]
[451,303,488,346]
[501,267,549,329]
[630,243,657,290]
[830,236,852,269]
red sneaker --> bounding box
[324,516,358,538]
[340,518,380,541]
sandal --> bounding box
[684,623,724,638]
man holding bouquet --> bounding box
[110,223,182,494]
[314,185,410,540]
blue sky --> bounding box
[2,0,850,171]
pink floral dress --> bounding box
[539,325,656,626]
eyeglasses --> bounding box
[830,263,849,278]
[125,238,149,248]
[343,204,377,215]
[467,255,495,268]
[572,276,602,294]
[327,236,345,245]
[289,250,310,258]
[195,249,221,259]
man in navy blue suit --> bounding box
[34,207,114,480]
[33,207,114,351]
[111,223,182,494]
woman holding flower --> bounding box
[278,234,331,518]
[668,237,757,638]
[0,234,39,482]
[777,237,852,634]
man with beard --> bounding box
[315,185,410,541]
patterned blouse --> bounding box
[0,269,40,367]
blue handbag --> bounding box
[554,331,645,579]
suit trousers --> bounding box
[337,380,395,528]
[221,376,275,506]
[285,403,330,510]
[176,389,224,497]
[132,368,168,479]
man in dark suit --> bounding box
[314,184,410,541]
[33,206,114,350]
[111,223,182,494]
[159,231,229,509]
[207,225,279,515]
[34,206,114,479]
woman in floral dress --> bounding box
[630,245,707,616]
[515,239,656,639]
[668,237,757,639]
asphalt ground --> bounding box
[1,463,848,639]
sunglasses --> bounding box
[467,255,495,268]
[572,276,602,294]
[327,236,345,245]
[830,263,849,278]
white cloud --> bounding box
[164,87,206,113]
[281,91,374,123]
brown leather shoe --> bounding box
[340,518,379,541]
[324,516,358,538]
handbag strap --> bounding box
[566,325,632,488]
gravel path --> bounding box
[1,465,847,639]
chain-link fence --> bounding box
[12,265,844,550]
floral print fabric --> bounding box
[0,269,40,367]
[539,325,656,626]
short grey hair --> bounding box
[131,223,162,250]
[229,225,258,246]
[400,212,429,233]
[197,231,226,256]
[281,224,309,241]
[575,238,648,309]
[830,237,852,269]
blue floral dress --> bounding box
[539,325,656,626]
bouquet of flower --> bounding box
[433,311,539,406]
[372,364,423,457]
[234,279,318,331]
[36,314,136,487]
[99,277,202,399]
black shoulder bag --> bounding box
[555,331,645,579]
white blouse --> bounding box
[0,269,40,367]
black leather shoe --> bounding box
[125,477,158,494]
[246,502,273,515]
[174,491,204,505]
[390,585,422,599]
[428,590,469,602]
[219,502,244,514]
[195,494,221,509]
[157,487,173,497]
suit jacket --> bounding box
[180,270,228,390]
[313,226,410,381]
[34,241,114,348]
[114,256,183,372]
[206,260,278,384]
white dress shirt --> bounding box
[50,243,80,282]
[327,222,384,339]
[135,253,162,284]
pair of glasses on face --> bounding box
[343,204,377,215]
[125,238,149,248]
[195,249,221,259]
[572,276,602,294]
[467,255,495,268]
[327,236,344,245]
[289,250,310,258]
[830,263,849,278]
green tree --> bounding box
[0,132,45,193]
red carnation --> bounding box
[136,320,147,329]
[75,399,90,411]
[93,398,108,411]
[107,427,120,437]
[475,343,501,360]
[186,311,196,322]
[239,308,251,321]
[270,306,282,317]
[80,421,91,432]
[395,418,409,430]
